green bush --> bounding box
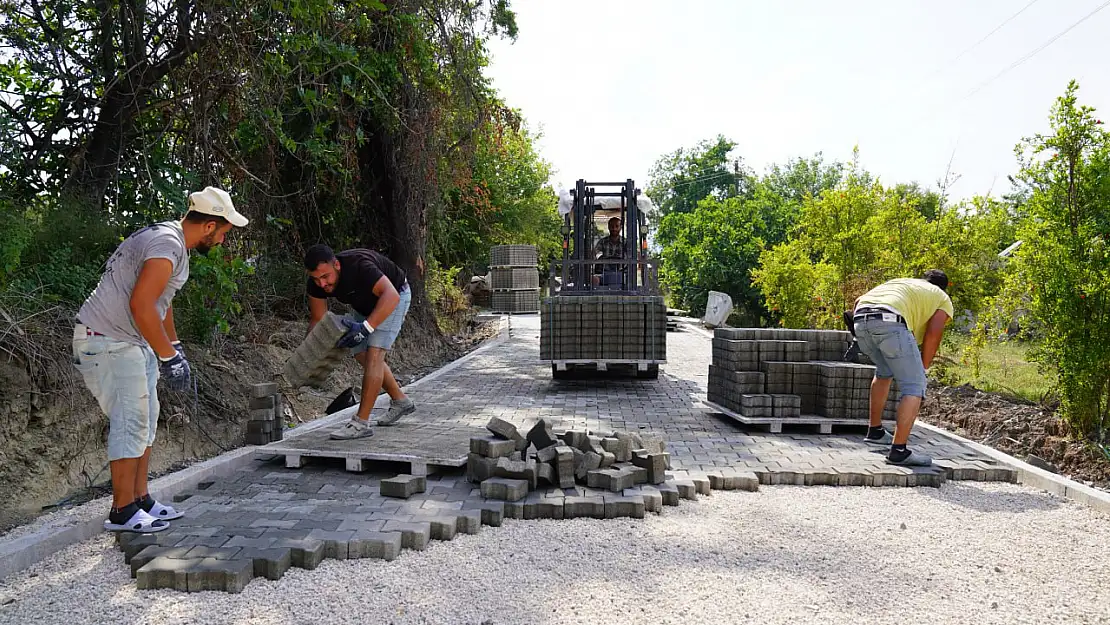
[175,247,255,342]
[424,259,470,334]
[980,82,1110,440]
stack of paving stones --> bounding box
[490,244,540,314]
[281,311,347,388]
[539,295,667,361]
[245,383,285,445]
[707,327,899,423]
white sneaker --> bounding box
[330,417,375,440]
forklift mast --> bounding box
[555,179,655,295]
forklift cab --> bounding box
[552,179,659,295]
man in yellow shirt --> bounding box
[852,270,954,466]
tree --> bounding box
[986,81,1110,440]
[656,196,770,322]
[753,154,1013,329]
[646,135,750,219]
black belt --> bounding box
[853,307,906,325]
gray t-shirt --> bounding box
[78,221,190,345]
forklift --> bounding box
[540,179,667,380]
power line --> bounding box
[945,0,1041,67]
[963,0,1110,100]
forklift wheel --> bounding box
[636,364,659,380]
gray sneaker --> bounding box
[330,417,375,440]
[378,397,415,426]
[886,450,932,466]
[864,429,894,445]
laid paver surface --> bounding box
[118,315,1012,592]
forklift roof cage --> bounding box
[551,179,660,296]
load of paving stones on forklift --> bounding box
[541,179,667,379]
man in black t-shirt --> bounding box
[304,244,415,439]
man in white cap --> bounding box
[73,187,248,533]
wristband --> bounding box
[362,320,375,333]
[159,353,177,362]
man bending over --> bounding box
[304,244,415,440]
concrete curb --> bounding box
[917,421,1110,515]
[0,314,511,581]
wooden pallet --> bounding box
[258,421,484,475]
[702,400,892,434]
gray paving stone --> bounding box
[348,531,403,560]
[274,538,325,570]
[690,476,711,495]
[604,494,645,519]
[381,520,432,550]
[656,482,681,506]
[130,546,193,578]
[136,557,197,591]
[381,474,427,499]
[462,501,505,527]
[454,509,483,534]
[632,451,669,484]
[480,477,529,501]
[237,547,292,580]
[486,417,527,450]
[306,530,355,560]
[467,454,498,483]
[492,458,537,490]
[563,496,604,519]
[470,436,517,458]
[503,500,525,520]
[526,419,558,450]
[634,486,663,513]
[187,557,254,593]
[428,516,458,540]
[536,498,565,520]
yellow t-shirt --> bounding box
[856,278,954,344]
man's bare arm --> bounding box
[131,259,177,360]
[163,305,179,342]
[921,309,950,369]
[366,276,400,329]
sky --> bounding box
[484,0,1110,201]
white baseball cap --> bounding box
[188,186,249,227]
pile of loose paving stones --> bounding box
[466,417,758,516]
[117,417,761,594]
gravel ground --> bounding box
[1,482,1107,625]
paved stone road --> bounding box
[119,315,1013,593]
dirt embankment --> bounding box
[921,383,1110,491]
[0,316,499,534]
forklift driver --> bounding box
[593,217,629,287]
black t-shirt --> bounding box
[305,249,407,316]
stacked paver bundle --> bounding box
[281,311,347,388]
[707,327,898,423]
[490,244,540,314]
[245,382,284,445]
[539,295,667,361]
